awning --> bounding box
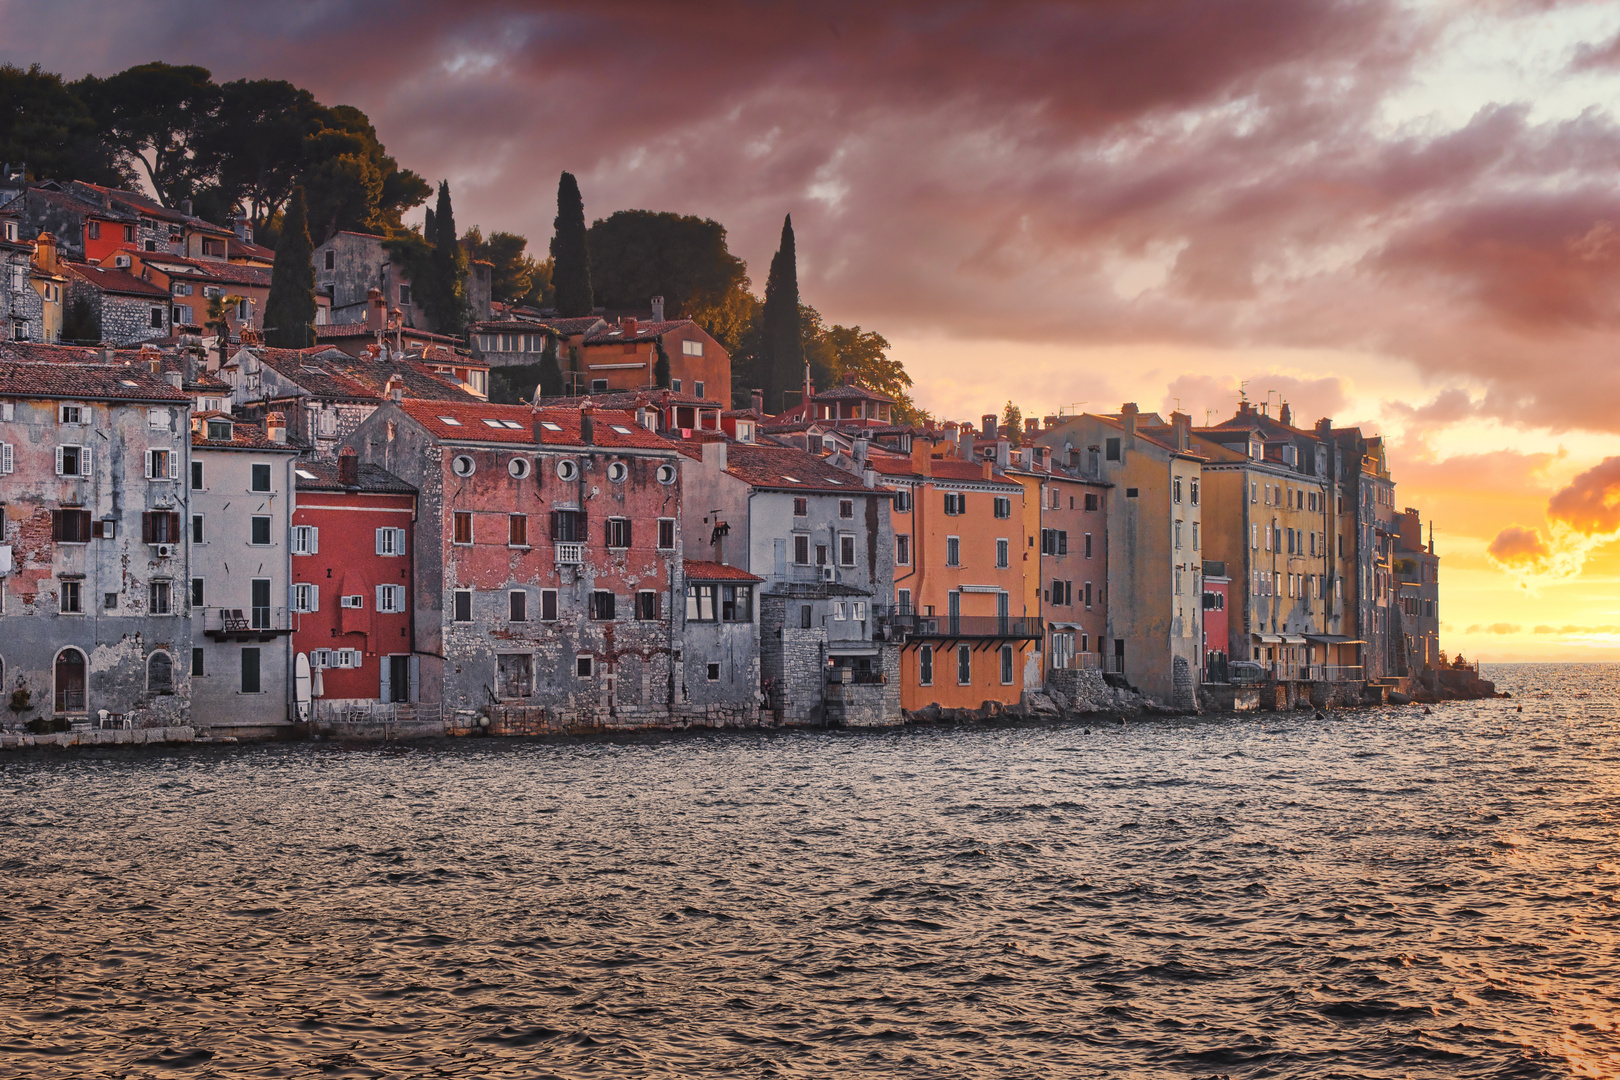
[1252,633,1283,643]
[1280,635,1308,646]
[827,644,881,657]
[1305,634,1366,645]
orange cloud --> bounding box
[1547,455,1620,534]
[1464,622,1522,634]
[1487,525,1552,567]
[1488,456,1620,590]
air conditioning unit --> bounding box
[154,543,174,558]
[820,566,836,582]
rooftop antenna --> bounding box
[1239,380,1249,403]
[1060,401,1088,416]
[1205,408,1215,426]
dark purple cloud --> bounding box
[5,1,1618,432]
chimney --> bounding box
[180,198,193,217]
[1170,410,1191,451]
[367,287,385,331]
[99,347,112,364]
[384,374,404,403]
[751,388,763,416]
[1238,399,1253,415]
[338,447,359,486]
[957,424,973,461]
[1279,401,1293,427]
[650,296,664,322]
[579,402,595,445]
[1044,414,1058,431]
[701,437,727,472]
[620,316,638,337]
[863,466,876,488]
[1037,445,1051,472]
[982,414,997,440]
[1024,417,1039,440]
[266,411,287,444]
[910,437,934,478]
[1120,402,1139,442]
[163,371,182,389]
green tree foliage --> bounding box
[298,105,428,243]
[464,227,542,306]
[191,78,320,230]
[758,215,803,414]
[654,340,671,389]
[60,293,100,344]
[799,307,927,426]
[489,336,565,404]
[551,172,593,318]
[421,181,468,337]
[264,187,315,349]
[586,210,750,319]
[1000,401,1024,445]
[73,62,219,207]
[0,64,128,185]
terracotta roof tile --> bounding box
[683,560,763,582]
[718,443,872,493]
[293,459,417,494]
[0,361,191,403]
[68,263,170,298]
[397,400,675,450]
[583,318,692,344]
[190,418,298,451]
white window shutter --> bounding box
[394,528,405,553]
[169,451,179,479]
[376,585,386,610]
[310,585,319,612]
[81,446,92,476]
[375,528,385,555]
[55,445,64,475]
[310,527,318,554]
[1,442,11,474]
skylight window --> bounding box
[119,379,139,387]
[438,416,462,425]
[781,475,802,483]
[482,418,505,428]
[610,424,632,434]
[540,421,562,432]
[501,420,523,429]
[296,469,318,479]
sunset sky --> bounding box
[7,0,1620,660]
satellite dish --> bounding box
[294,652,312,721]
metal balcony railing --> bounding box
[889,614,1044,640]
[205,606,291,639]
[555,542,584,566]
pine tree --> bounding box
[760,214,803,413]
[424,180,468,337]
[264,186,315,349]
[550,171,593,318]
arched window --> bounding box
[54,648,86,713]
[148,651,174,695]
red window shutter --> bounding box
[142,511,155,543]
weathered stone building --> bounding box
[0,361,194,730]
[65,264,172,345]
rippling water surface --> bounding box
[4,663,1620,1078]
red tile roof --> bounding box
[396,400,675,450]
[227,237,275,262]
[0,361,191,403]
[583,318,693,344]
[683,560,763,582]
[68,263,170,298]
[716,443,872,493]
[190,418,299,451]
[813,383,894,403]
[137,252,271,288]
[293,459,417,494]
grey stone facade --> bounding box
[67,273,170,346]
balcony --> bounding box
[555,542,584,566]
[203,606,292,641]
[890,614,1043,641]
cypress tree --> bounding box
[425,180,468,337]
[551,171,593,318]
[760,214,803,413]
[264,186,315,349]
[539,335,564,397]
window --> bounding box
[56,444,91,476]
[1000,645,1015,685]
[191,647,204,677]
[694,381,706,399]
[894,489,912,512]
[191,460,204,490]
[250,463,271,491]
[682,339,704,356]
[324,250,335,270]
[191,578,204,606]
[832,602,847,621]
[0,441,10,475]
[551,509,586,542]
[590,378,609,393]
[292,525,318,554]
[706,662,721,681]
[496,654,533,698]
[957,645,972,685]
[250,579,272,629]
[637,591,658,620]
[59,403,86,425]
[1173,478,1183,503]
[720,585,752,622]
[241,647,261,693]
[897,588,912,613]
[377,585,404,613]
[508,514,528,548]
[840,534,855,567]
[794,535,810,564]
[142,511,182,544]
[896,534,911,565]
[1085,582,1093,608]
[451,454,476,477]
[606,517,632,549]
[1084,532,1093,558]
[1085,493,1098,512]
[398,284,411,306]
[1051,579,1071,606]
[801,604,813,629]
[1191,480,1200,506]
[1174,521,1183,549]
[293,583,318,612]
[943,492,965,515]
[657,518,676,550]
[997,538,1009,568]
[686,584,716,621]
[1125,487,1138,498]
[375,527,405,555]
[946,536,960,567]
[53,509,92,543]
[816,543,828,566]
[839,499,854,519]
[453,590,473,622]
[993,496,1011,518]
[657,463,677,485]
[149,580,171,615]
[453,512,473,544]
[607,460,628,483]
[576,655,594,679]
[87,220,100,240]
[1105,437,1121,461]
[191,514,204,544]
[590,591,616,620]
[250,516,271,545]
[671,379,682,393]
[541,589,558,621]
[508,590,527,621]
[60,580,83,613]
[919,645,934,686]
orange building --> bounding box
[576,317,730,403]
[872,435,1040,712]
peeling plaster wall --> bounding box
[0,394,192,729]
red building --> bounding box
[290,450,419,708]
[1202,563,1231,681]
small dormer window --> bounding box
[207,419,233,441]
[3,221,14,242]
